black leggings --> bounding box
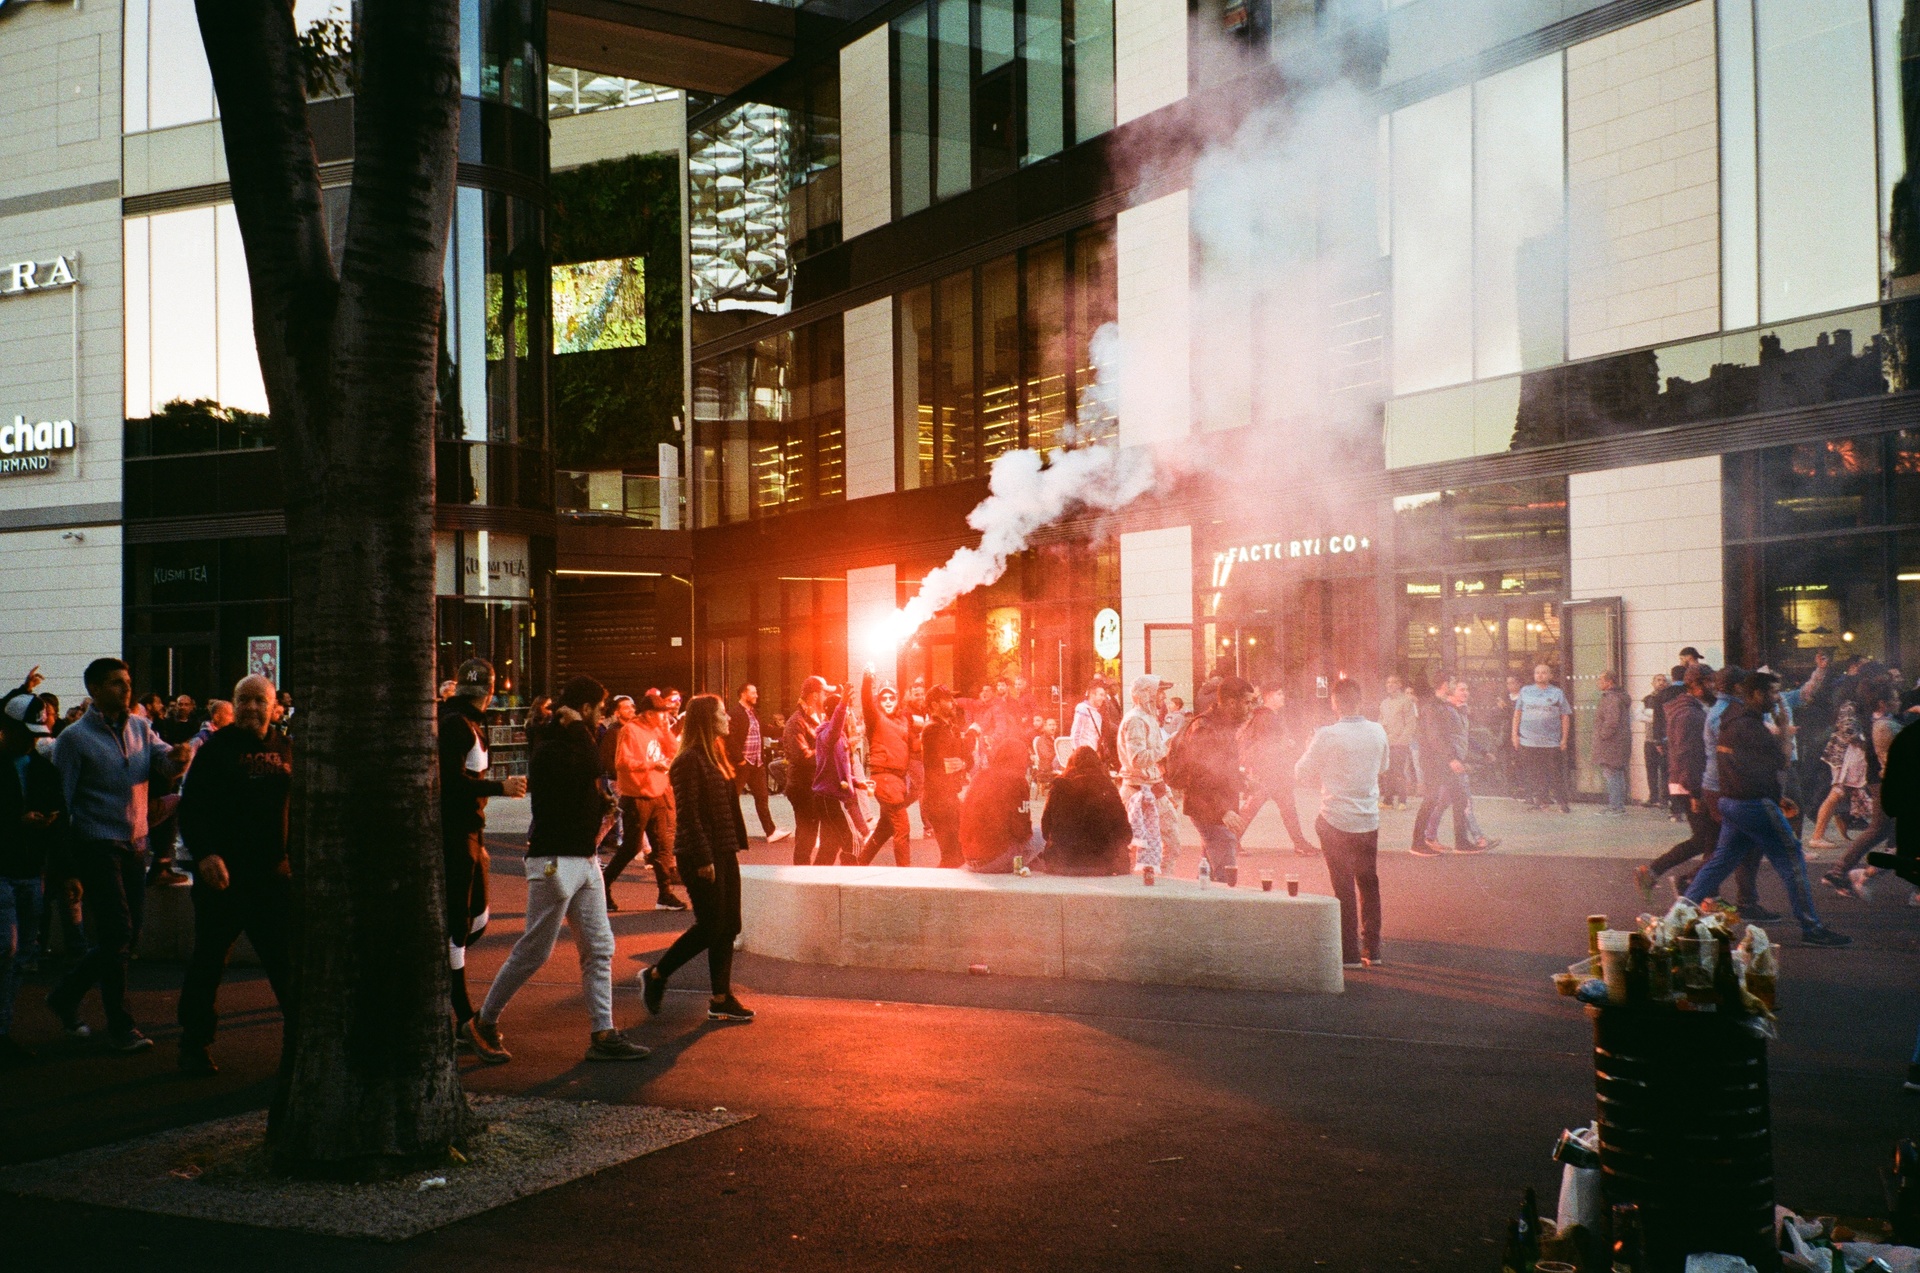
[657,852,742,995]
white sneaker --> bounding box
[1807,838,1840,850]
[1846,867,1871,899]
[767,828,791,843]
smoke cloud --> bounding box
[886,20,1386,643]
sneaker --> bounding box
[1847,867,1872,900]
[45,994,89,1039]
[605,892,622,913]
[1362,954,1385,968]
[1822,869,1854,897]
[1293,844,1321,857]
[1800,926,1852,948]
[178,1044,218,1076]
[110,1028,154,1054]
[1906,1063,1920,1094]
[1342,960,1364,970]
[1451,841,1488,855]
[463,1018,511,1064]
[1741,904,1783,923]
[1634,864,1656,901]
[586,1030,651,1062]
[655,893,689,912]
[1409,840,1444,858]
[640,965,666,1016]
[707,995,755,1022]
[767,828,791,843]
[1807,837,1841,851]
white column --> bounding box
[1115,0,1186,125]
[839,27,893,238]
[846,563,899,688]
[1569,457,1723,801]
[1117,189,1191,448]
[1120,525,1192,695]
[843,298,895,499]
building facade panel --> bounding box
[842,297,895,500]
[838,27,892,239]
[1114,0,1184,125]
[847,562,899,687]
[1120,524,1191,700]
[1116,189,1189,447]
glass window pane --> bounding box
[980,255,1020,463]
[936,269,975,482]
[895,6,933,216]
[1390,87,1473,394]
[450,187,489,441]
[1721,0,1761,329]
[1473,55,1564,378]
[1070,0,1115,144]
[1756,0,1879,321]
[1876,0,1917,279]
[748,334,794,514]
[147,0,215,129]
[1761,435,1884,535]
[147,208,218,411]
[214,205,267,413]
[124,218,151,419]
[1023,239,1069,452]
[1070,221,1117,442]
[898,285,935,488]
[934,0,973,199]
[981,0,1016,73]
[1764,534,1887,663]
[811,318,846,502]
[1024,0,1066,164]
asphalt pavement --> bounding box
[2,797,1916,1271]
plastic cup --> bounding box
[1285,875,1300,897]
[1597,929,1633,1004]
[1260,873,1274,892]
[1536,1263,1577,1273]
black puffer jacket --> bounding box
[1040,758,1131,875]
[671,744,748,872]
[528,717,610,857]
[1715,701,1785,803]
[1664,693,1708,794]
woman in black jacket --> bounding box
[1041,746,1132,875]
[641,694,754,1022]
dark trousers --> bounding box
[1413,773,1470,849]
[178,871,295,1051]
[1382,745,1415,805]
[734,763,775,837]
[1318,818,1381,964]
[786,785,821,865]
[657,852,741,995]
[859,800,915,866]
[925,802,963,868]
[604,794,676,893]
[1643,742,1667,806]
[1245,779,1313,850]
[814,798,853,864]
[51,838,145,1036]
[1647,795,1758,906]
[1520,746,1568,808]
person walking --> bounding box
[173,675,295,1076]
[1512,664,1572,812]
[921,686,972,868]
[1641,673,1671,810]
[857,669,915,866]
[1240,685,1318,855]
[45,658,183,1052]
[601,692,686,913]
[472,676,650,1064]
[1296,678,1390,968]
[1379,675,1419,810]
[0,689,63,1064]
[725,684,784,843]
[1411,677,1496,856]
[781,677,827,865]
[640,695,755,1023]
[1594,670,1633,816]
[1682,671,1849,947]
[1118,674,1174,880]
[1177,675,1253,884]
[1069,683,1107,757]
[439,658,527,1052]
[1635,666,1766,912]
[812,691,858,864]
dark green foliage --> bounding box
[549,151,684,472]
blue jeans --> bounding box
[1685,799,1822,932]
[1417,771,1487,847]
[1194,820,1240,878]
[1602,766,1628,812]
[1,876,43,1036]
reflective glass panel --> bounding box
[1473,55,1565,378]
[1390,86,1474,394]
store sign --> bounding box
[1209,532,1374,588]
[248,637,281,686]
[1093,607,1121,661]
[0,416,75,476]
[0,254,77,296]
[462,531,531,599]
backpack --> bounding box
[1164,717,1200,790]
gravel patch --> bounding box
[0,1095,746,1241]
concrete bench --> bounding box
[739,865,1344,994]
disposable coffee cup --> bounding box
[1597,929,1633,1004]
[1260,873,1274,892]
[1285,875,1300,897]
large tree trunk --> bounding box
[197,0,469,1175]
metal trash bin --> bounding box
[1593,1005,1777,1273]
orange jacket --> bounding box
[614,718,676,799]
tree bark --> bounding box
[196,0,469,1175]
